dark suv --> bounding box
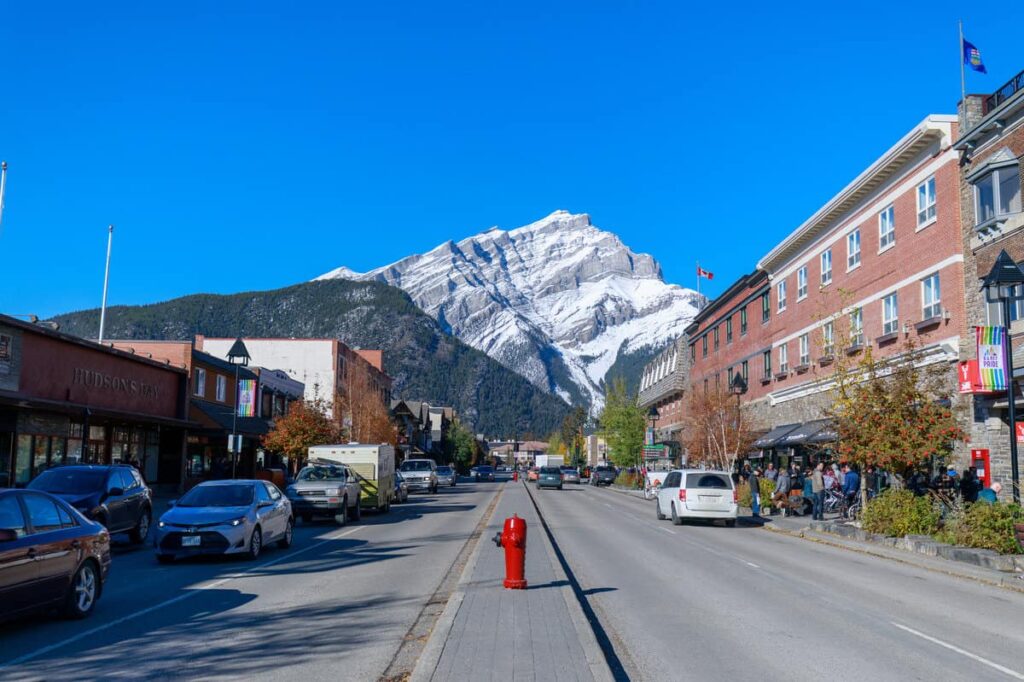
[589,464,618,487]
[28,465,152,543]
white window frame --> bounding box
[797,266,808,300]
[850,308,864,347]
[917,176,936,227]
[847,229,861,270]
[974,165,1022,228]
[823,321,834,355]
[922,273,941,320]
[778,344,788,373]
[882,293,899,335]
[216,374,227,402]
[820,249,832,286]
[878,205,895,251]
[193,367,206,398]
[777,280,787,311]
[799,334,810,366]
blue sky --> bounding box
[0,1,1019,318]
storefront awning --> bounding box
[192,401,270,436]
[777,419,836,447]
[753,423,801,449]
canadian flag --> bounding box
[697,266,714,280]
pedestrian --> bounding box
[772,467,792,515]
[961,468,979,503]
[811,463,825,520]
[823,466,838,491]
[748,468,762,518]
[765,462,778,482]
[842,464,860,503]
[865,466,878,499]
[978,481,1002,504]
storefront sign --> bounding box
[72,367,161,400]
[237,379,256,417]
[1017,424,1024,444]
[976,326,1008,392]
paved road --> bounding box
[0,480,501,681]
[532,483,1024,682]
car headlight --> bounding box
[324,488,340,496]
[158,520,166,528]
[226,517,246,527]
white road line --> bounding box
[890,622,1024,680]
[744,561,760,569]
[0,526,361,669]
[602,503,613,509]
[658,527,676,535]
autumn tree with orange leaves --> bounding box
[336,359,397,446]
[262,397,343,473]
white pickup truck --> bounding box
[285,461,363,526]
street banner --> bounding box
[237,379,257,417]
[1017,423,1024,444]
[976,326,1008,392]
[645,426,655,446]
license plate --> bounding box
[699,496,719,502]
[181,535,201,547]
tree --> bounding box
[546,431,566,456]
[262,398,343,473]
[683,386,754,472]
[445,420,478,471]
[598,377,646,469]
[560,406,588,467]
[336,360,396,446]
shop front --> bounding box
[752,420,837,471]
[0,315,190,489]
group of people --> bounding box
[739,461,866,520]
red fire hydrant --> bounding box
[512,470,519,482]
[492,514,528,589]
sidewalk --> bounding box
[412,481,611,682]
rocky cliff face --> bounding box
[318,211,699,408]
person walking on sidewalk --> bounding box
[765,462,778,483]
[771,467,792,515]
[748,468,762,518]
[811,463,825,520]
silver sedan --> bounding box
[154,480,293,563]
[561,468,581,484]
[436,466,457,487]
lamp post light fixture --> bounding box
[981,250,1024,504]
[226,337,251,480]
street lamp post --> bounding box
[646,406,659,470]
[729,372,749,470]
[227,338,251,480]
[981,250,1024,504]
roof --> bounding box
[688,269,768,330]
[776,419,836,447]
[192,400,269,435]
[193,350,258,379]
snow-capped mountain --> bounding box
[317,211,701,409]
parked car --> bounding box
[393,472,410,503]
[28,465,152,544]
[589,464,618,487]
[285,464,362,525]
[399,459,438,494]
[436,466,457,487]
[527,467,539,482]
[475,465,495,482]
[154,480,293,563]
[0,488,111,621]
[560,467,581,484]
[536,466,563,490]
[655,469,738,527]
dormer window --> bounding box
[970,149,1021,230]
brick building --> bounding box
[637,335,692,461]
[955,67,1024,493]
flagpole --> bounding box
[696,260,701,302]
[98,224,113,343]
[0,162,8,241]
[959,19,966,106]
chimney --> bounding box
[958,94,986,135]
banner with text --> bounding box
[237,379,257,417]
[976,326,1008,392]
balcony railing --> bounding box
[985,68,1024,113]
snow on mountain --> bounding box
[316,210,700,409]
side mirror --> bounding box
[347,476,357,484]
[168,499,177,508]
[0,529,18,543]
[108,487,124,497]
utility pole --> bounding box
[98,225,114,343]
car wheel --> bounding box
[248,527,263,560]
[277,518,294,548]
[656,499,666,520]
[334,498,348,527]
[352,499,362,522]
[64,561,99,619]
[156,554,175,565]
[725,519,737,528]
[558,485,563,490]
[130,509,151,544]
[671,503,682,526]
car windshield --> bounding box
[297,465,347,482]
[478,466,493,472]
[540,466,561,474]
[28,469,106,495]
[437,467,453,474]
[400,461,433,472]
[178,484,254,507]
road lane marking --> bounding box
[0,526,361,669]
[657,527,676,535]
[890,623,1024,680]
[744,562,760,569]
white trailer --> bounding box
[308,443,395,512]
[535,454,564,469]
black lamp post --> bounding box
[981,249,1024,504]
[227,338,251,480]
[730,372,749,467]
[646,406,660,469]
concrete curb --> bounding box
[524,481,615,682]
[763,522,1024,594]
[408,486,505,682]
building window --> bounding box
[728,366,734,384]
[986,288,1024,325]
[797,266,808,300]
[879,205,895,250]
[702,336,708,357]
[847,229,861,269]
[193,367,206,397]
[690,343,696,362]
[883,293,899,335]
[975,165,1021,227]
[799,334,810,366]
[762,350,771,379]
[761,292,770,322]
[821,249,832,285]
[741,360,748,382]
[778,344,788,373]
[917,176,936,226]
[215,375,227,402]
[777,280,787,311]
[740,308,748,335]
[715,373,720,389]
[850,308,864,347]
[726,317,733,343]
[713,327,720,350]
[922,273,941,320]
[823,321,834,356]
[703,378,708,394]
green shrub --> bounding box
[613,471,642,489]
[862,489,941,537]
[940,502,1024,555]
[736,478,776,508]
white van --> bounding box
[655,469,738,527]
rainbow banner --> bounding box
[976,326,1008,392]
[237,379,257,417]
